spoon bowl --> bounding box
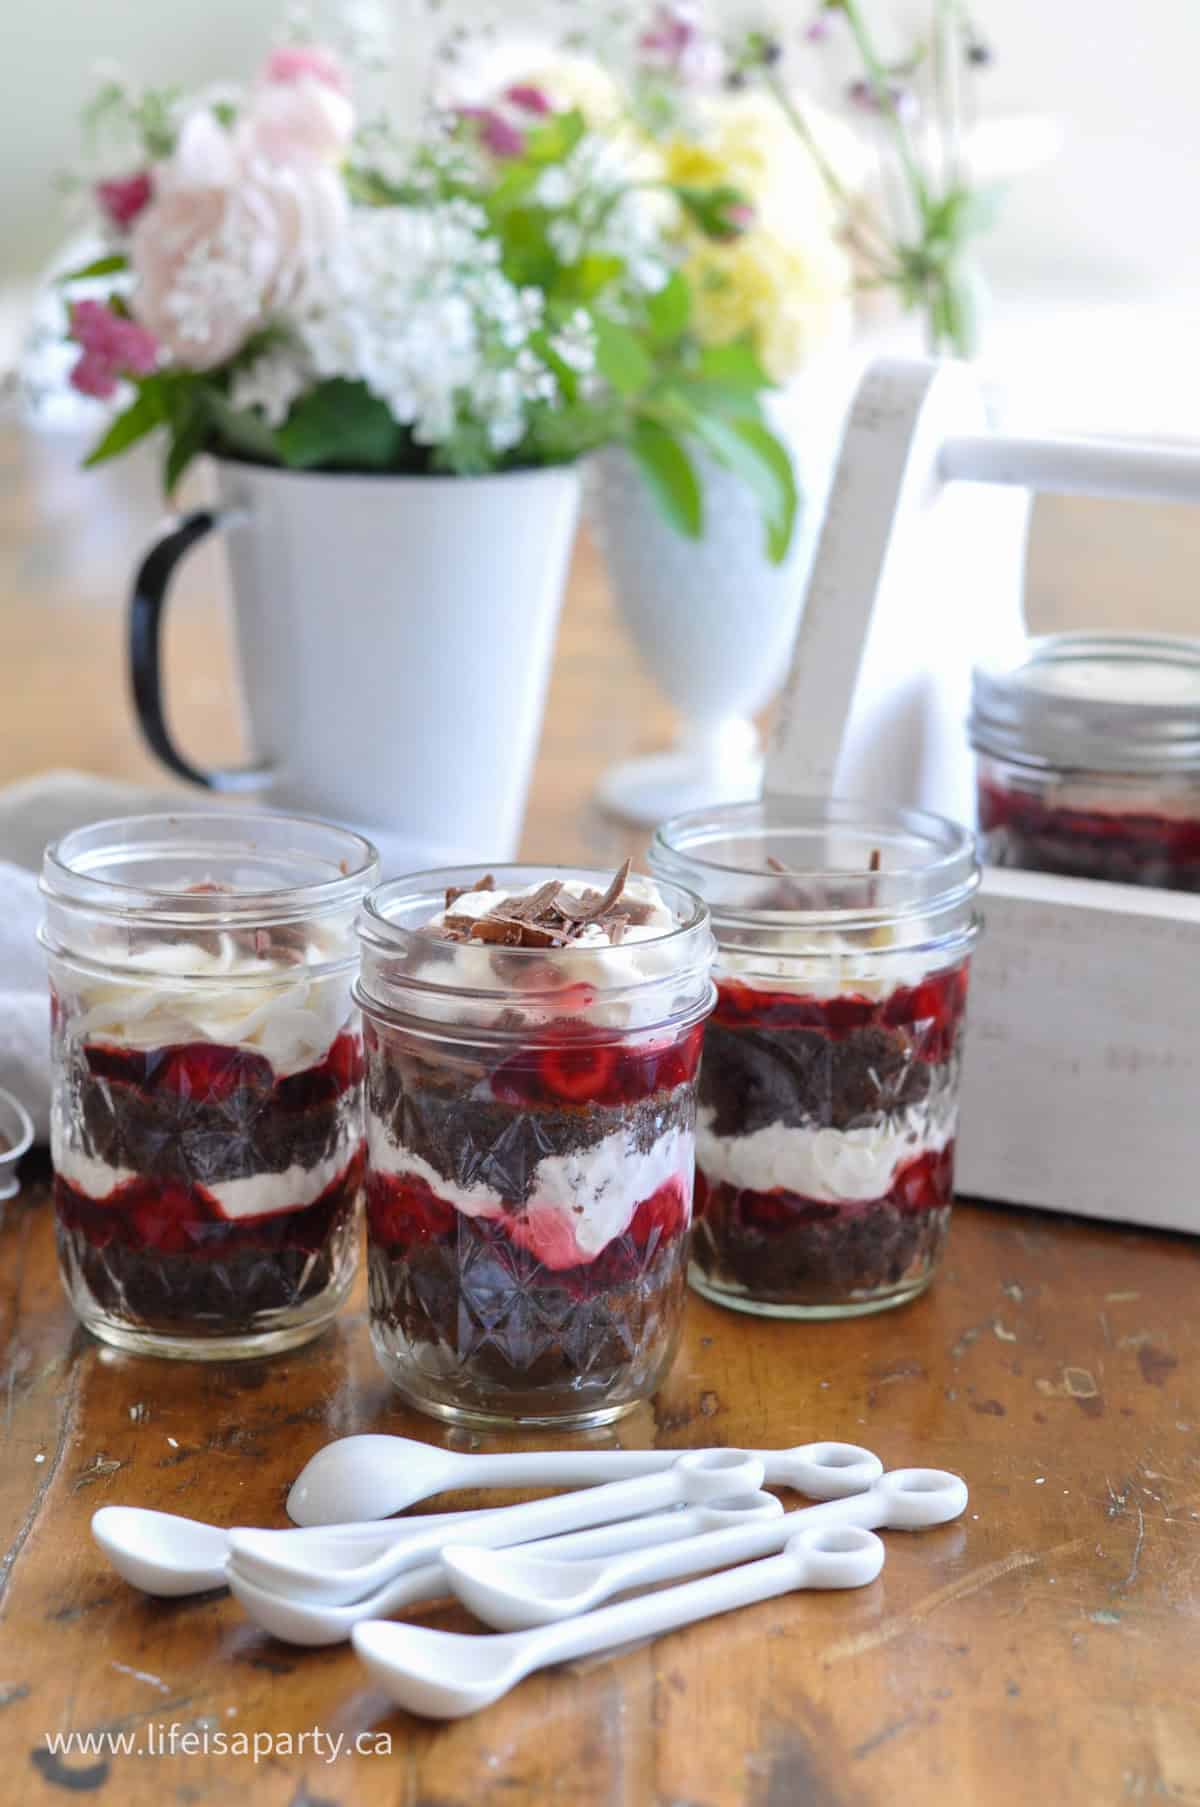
[287,1435,883,1527]
[353,1525,887,1720]
[234,1450,765,1607]
[92,1507,231,1597]
[443,1467,967,1630]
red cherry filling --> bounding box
[695,1144,954,1234]
[711,968,967,1063]
[490,1021,705,1110]
[83,1030,363,1106]
[366,1172,455,1245]
[539,1043,618,1104]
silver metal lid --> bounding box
[970,632,1200,775]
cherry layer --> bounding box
[979,779,1200,870]
[711,968,967,1063]
[486,1020,704,1111]
[81,1030,364,1111]
[366,1169,689,1282]
[695,1144,954,1233]
[54,1147,364,1256]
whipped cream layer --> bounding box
[408,875,695,1030]
[51,1129,360,1222]
[717,930,942,1005]
[58,932,355,1077]
[696,1104,955,1203]
[370,1120,692,1269]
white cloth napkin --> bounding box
[0,769,457,1143]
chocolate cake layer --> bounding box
[55,1178,359,1337]
[699,1022,946,1137]
[368,1058,695,1204]
[368,1220,685,1418]
[693,1189,950,1307]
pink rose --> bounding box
[457,106,526,160]
[242,78,354,166]
[96,171,153,229]
[129,110,344,370]
[264,45,350,95]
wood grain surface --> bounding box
[1,422,1198,1807]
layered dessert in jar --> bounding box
[40,814,379,1357]
[356,862,715,1426]
[971,633,1200,890]
[651,801,980,1318]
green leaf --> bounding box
[274,378,402,471]
[163,394,211,493]
[696,335,772,393]
[82,380,168,468]
[563,252,625,300]
[523,108,586,165]
[671,182,749,242]
[645,270,691,344]
[592,317,653,397]
[689,414,798,563]
[58,252,129,285]
[629,417,703,540]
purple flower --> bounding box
[457,106,526,159]
[505,83,552,116]
[95,171,153,230]
[68,299,157,399]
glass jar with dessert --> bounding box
[356,862,715,1428]
[650,800,979,1319]
[970,633,1200,890]
[41,813,379,1358]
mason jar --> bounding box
[356,865,715,1428]
[650,800,980,1319]
[41,813,379,1358]
[971,632,1200,890]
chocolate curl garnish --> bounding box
[764,853,815,910]
[445,874,495,909]
[437,860,636,949]
[869,849,882,874]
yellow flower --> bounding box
[660,93,854,381]
[686,229,850,384]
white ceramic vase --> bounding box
[586,386,839,825]
[129,460,581,863]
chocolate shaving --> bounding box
[433,860,637,951]
[445,874,495,910]
[869,848,882,874]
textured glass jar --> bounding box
[651,800,980,1319]
[356,866,715,1428]
[41,813,379,1358]
[971,633,1200,890]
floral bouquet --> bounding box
[59,32,804,559]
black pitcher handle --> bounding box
[129,508,273,792]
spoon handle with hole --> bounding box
[504,1539,882,1694]
[557,1468,969,1602]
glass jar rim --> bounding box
[41,811,380,927]
[650,797,978,937]
[971,632,1200,774]
[356,863,714,1032]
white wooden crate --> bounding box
[763,356,1200,1234]
[957,867,1200,1233]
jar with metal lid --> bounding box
[970,633,1200,889]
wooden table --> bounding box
[2,424,1198,1806]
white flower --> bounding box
[549,308,596,374]
[228,342,311,424]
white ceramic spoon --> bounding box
[353,1524,885,1720]
[231,1451,765,1607]
[90,1504,493,1598]
[287,1434,882,1526]
[444,1467,968,1631]
[226,1492,783,1647]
